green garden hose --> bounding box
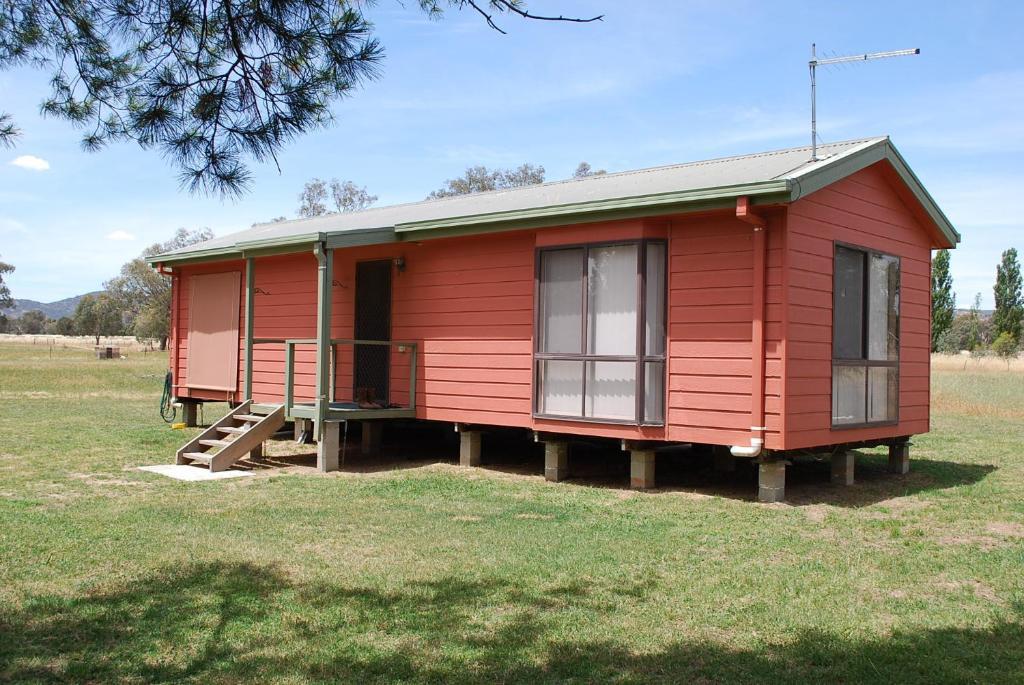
[160,370,177,423]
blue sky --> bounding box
[1,0,1020,306]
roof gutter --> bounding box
[145,181,793,266]
[394,180,792,236]
[147,232,325,267]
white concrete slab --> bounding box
[138,464,253,481]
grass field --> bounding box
[1,343,1022,683]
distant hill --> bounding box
[955,308,994,319]
[5,292,102,319]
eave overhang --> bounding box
[391,180,792,238]
[146,182,792,266]
[146,137,958,267]
[789,138,960,248]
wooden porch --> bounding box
[238,245,415,472]
[248,337,418,422]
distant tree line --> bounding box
[12,173,1012,361]
[293,161,606,218]
[932,247,1022,360]
[0,229,213,348]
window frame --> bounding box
[533,239,667,426]
[831,241,901,429]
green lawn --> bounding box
[1,342,1022,684]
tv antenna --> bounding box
[809,43,920,161]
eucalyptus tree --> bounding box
[428,163,545,198]
[0,256,13,310]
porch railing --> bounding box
[250,337,418,418]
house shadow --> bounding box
[637,448,997,509]
[769,452,997,508]
[1,561,1021,684]
[229,422,995,509]
[466,435,997,509]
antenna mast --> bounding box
[809,44,920,161]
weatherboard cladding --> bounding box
[168,135,953,450]
[783,163,933,449]
[172,214,789,447]
[151,136,957,265]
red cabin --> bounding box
[150,137,959,500]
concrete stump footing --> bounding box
[362,421,383,456]
[888,442,910,474]
[181,402,199,428]
[630,449,655,489]
[758,461,786,503]
[459,430,482,467]
[318,421,339,473]
[544,442,569,482]
[831,451,855,486]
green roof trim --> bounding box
[789,138,960,246]
[146,137,957,267]
[393,180,790,235]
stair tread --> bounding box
[199,439,232,448]
[217,426,248,434]
[176,402,284,472]
[181,452,212,463]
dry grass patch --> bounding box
[985,521,1024,538]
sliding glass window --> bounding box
[536,240,666,425]
[832,244,900,427]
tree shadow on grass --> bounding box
[2,562,1021,684]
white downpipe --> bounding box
[730,434,764,458]
[731,197,768,460]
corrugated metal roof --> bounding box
[153,136,955,261]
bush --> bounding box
[935,329,960,354]
[991,332,1018,365]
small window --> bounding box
[832,245,900,427]
[535,240,666,425]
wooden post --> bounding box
[243,256,255,400]
[182,402,198,428]
[284,342,295,415]
[408,342,418,411]
[293,418,311,442]
[250,441,265,462]
[313,243,335,470]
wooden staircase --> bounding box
[176,401,286,472]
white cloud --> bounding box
[105,230,136,241]
[9,155,50,171]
